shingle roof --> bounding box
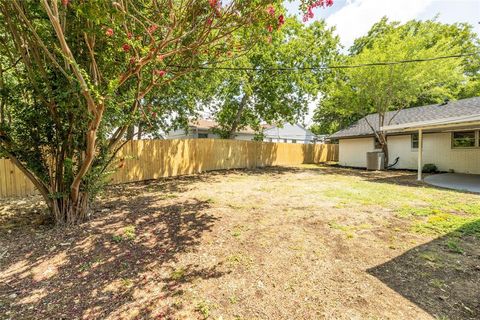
[330,97,480,139]
[189,119,257,134]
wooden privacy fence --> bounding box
[0,139,338,198]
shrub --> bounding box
[423,163,438,173]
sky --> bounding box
[285,0,480,49]
[284,0,480,125]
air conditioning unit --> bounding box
[366,152,385,171]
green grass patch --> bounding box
[328,221,351,232]
[195,300,212,319]
[170,267,186,281]
[112,234,124,243]
[123,225,136,240]
[121,278,133,288]
[412,214,480,237]
[79,261,93,271]
[446,239,464,254]
[226,252,253,267]
[398,206,443,217]
[429,278,445,289]
[418,251,440,262]
[328,221,372,238]
[323,174,480,238]
[323,180,422,208]
[111,225,137,243]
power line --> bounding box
[168,52,478,72]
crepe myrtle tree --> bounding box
[0,0,332,225]
[135,2,337,141]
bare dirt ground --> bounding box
[0,165,479,319]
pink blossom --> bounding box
[148,25,158,34]
[267,5,275,17]
[154,70,166,77]
[303,0,334,21]
[105,28,114,37]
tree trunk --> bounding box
[228,94,249,139]
[137,123,142,140]
[126,125,135,140]
[381,143,389,168]
[380,132,389,168]
[2,151,92,225]
[51,192,91,226]
[0,67,4,125]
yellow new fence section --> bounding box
[0,139,338,198]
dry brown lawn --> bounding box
[0,165,479,319]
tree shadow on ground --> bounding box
[106,165,303,194]
[306,164,425,185]
[368,220,480,320]
[0,190,224,319]
[0,166,299,232]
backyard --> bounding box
[0,165,479,319]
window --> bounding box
[374,137,382,150]
[268,138,273,142]
[284,139,288,143]
[452,131,476,148]
[198,133,208,139]
[291,139,297,144]
[411,133,419,149]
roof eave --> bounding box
[329,133,376,139]
[381,114,480,132]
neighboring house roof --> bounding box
[264,123,317,140]
[188,119,257,134]
[330,97,480,139]
[189,119,218,130]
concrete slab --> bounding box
[424,173,480,193]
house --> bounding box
[167,119,318,144]
[263,123,318,144]
[330,97,480,179]
[166,119,257,141]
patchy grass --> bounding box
[123,225,136,240]
[170,267,186,281]
[322,171,480,238]
[195,300,213,319]
[412,213,480,236]
[445,238,464,254]
[0,165,479,319]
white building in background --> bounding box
[166,119,320,144]
[166,119,256,141]
[263,123,319,144]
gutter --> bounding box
[381,114,480,132]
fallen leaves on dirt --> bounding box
[0,166,479,319]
